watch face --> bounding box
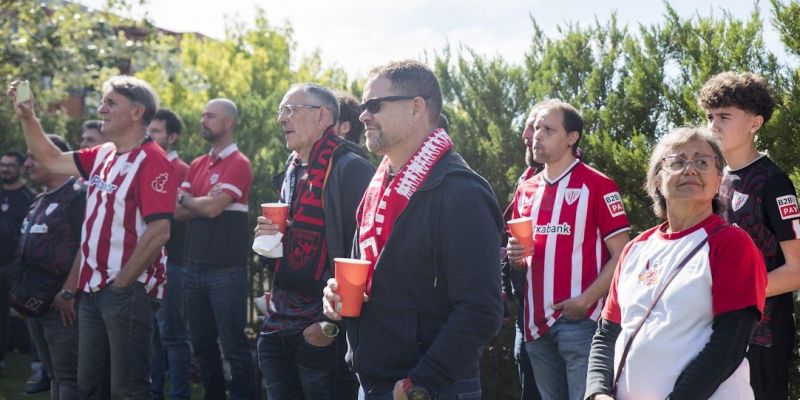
[321,323,339,337]
[62,291,74,300]
[407,388,431,400]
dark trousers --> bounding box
[150,263,191,400]
[185,264,254,400]
[748,343,792,400]
[28,309,79,400]
[0,264,14,365]
[78,283,154,400]
[257,328,356,400]
[358,377,481,400]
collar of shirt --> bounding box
[208,143,239,161]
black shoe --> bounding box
[24,376,51,394]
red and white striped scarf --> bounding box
[356,128,453,294]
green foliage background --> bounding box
[2,0,800,398]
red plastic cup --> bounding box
[507,217,534,253]
[334,258,371,317]
[261,203,289,234]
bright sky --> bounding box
[76,0,793,78]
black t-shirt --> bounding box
[721,155,800,347]
[0,184,36,266]
[19,178,85,277]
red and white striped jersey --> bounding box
[73,139,177,298]
[510,160,630,340]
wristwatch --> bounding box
[319,321,339,338]
[177,193,185,205]
[402,378,431,400]
[60,289,75,301]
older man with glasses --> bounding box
[254,83,373,400]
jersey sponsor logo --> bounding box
[151,172,169,194]
[604,192,626,217]
[731,191,748,212]
[45,203,59,216]
[210,173,220,185]
[777,195,800,220]
[534,222,571,235]
[29,223,48,234]
[564,188,581,205]
[1,203,7,212]
[88,175,118,193]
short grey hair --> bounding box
[645,127,727,219]
[102,76,159,125]
[289,83,339,124]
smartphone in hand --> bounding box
[15,80,31,104]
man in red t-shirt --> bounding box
[9,76,175,399]
[148,108,192,400]
[507,100,629,400]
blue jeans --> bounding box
[185,264,253,400]
[515,322,542,400]
[525,317,596,400]
[151,262,191,400]
[258,328,354,400]
[78,282,154,400]
[28,309,79,400]
[357,377,481,400]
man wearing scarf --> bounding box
[255,83,374,400]
[323,60,504,400]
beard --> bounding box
[202,127,220,142]
[365,130,390,155]
[0,173,20,185]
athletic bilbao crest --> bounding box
[604,192,626,217]
[638,259,662,287]
[564,189,581,206]
[287,228,321,270]
[777,195,800,220]
[731,191,748,212]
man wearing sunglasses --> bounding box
[322,60,504,400]
[254,83,373,400]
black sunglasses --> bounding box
[360,95,429,114]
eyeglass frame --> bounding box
[660,154,718,173]
[276,104,322,119]
[360,95,430,115]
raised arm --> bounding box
[7,81,80,176]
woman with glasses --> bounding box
[585,127,767,400]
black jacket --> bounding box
[269,140,375,297]
[346,150,504,393]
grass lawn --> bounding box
[0,351,48,400]
[0,351,215,400]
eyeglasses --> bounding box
[360,95,429,114]
[277,104,322,119]
[661,154,717,173]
